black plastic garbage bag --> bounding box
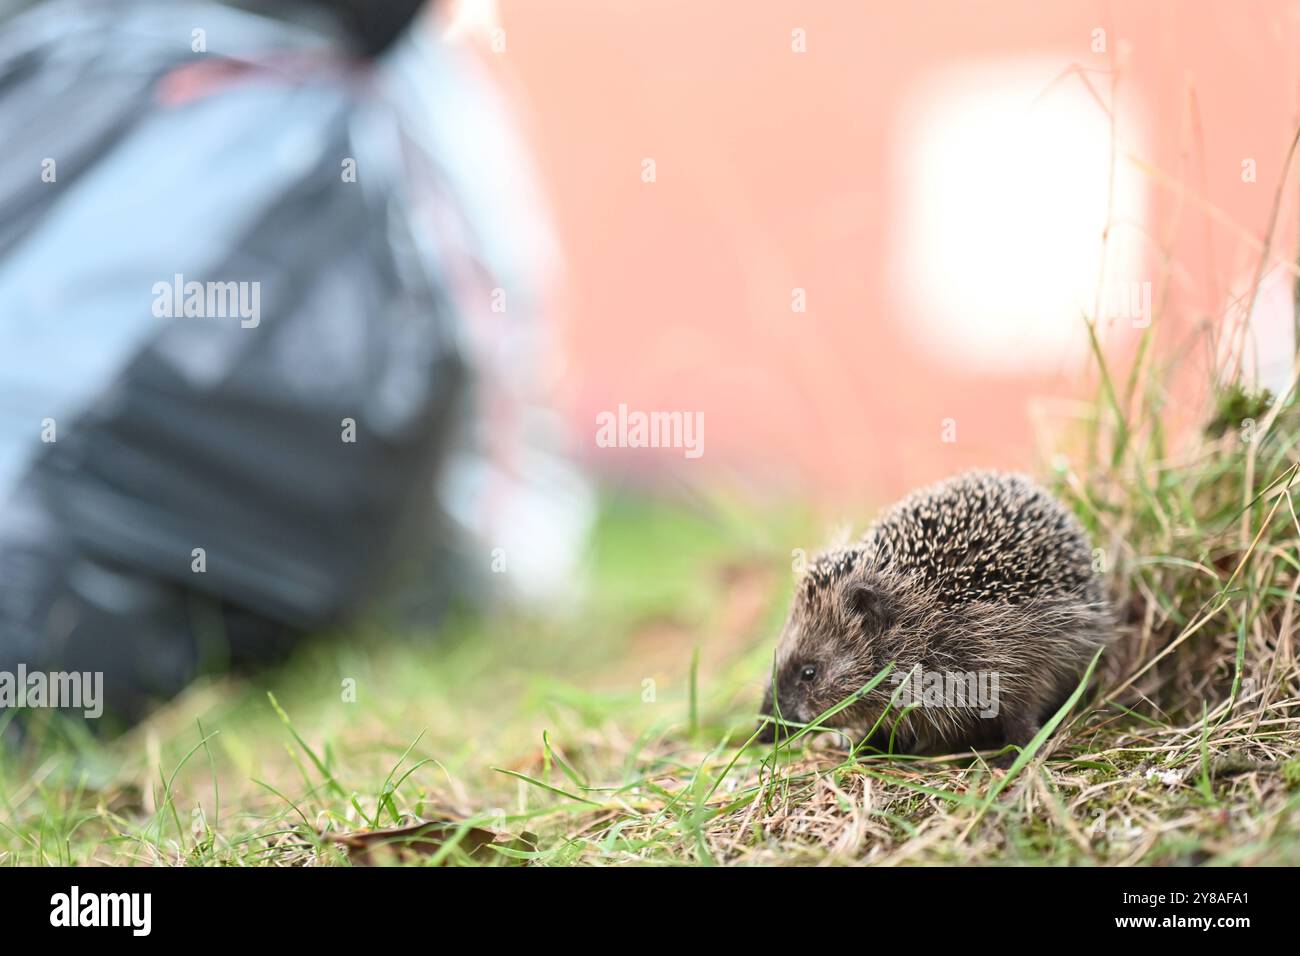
[0,0,477,724]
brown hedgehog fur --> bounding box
[759,470,1113,755]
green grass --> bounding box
[3,407,1299,865]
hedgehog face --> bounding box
[758,557,901,742]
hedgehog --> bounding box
[758,470,1112,756]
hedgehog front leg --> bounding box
[993,711,1042,768]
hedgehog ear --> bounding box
[845,584,893,631]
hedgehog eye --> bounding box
[799,665,817,682]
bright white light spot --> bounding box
[441,0,500,42]
[1222,267,1296,397]
[891,57,1148,372]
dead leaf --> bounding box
[327,818,537,866]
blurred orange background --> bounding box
[452,0,1300,502]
